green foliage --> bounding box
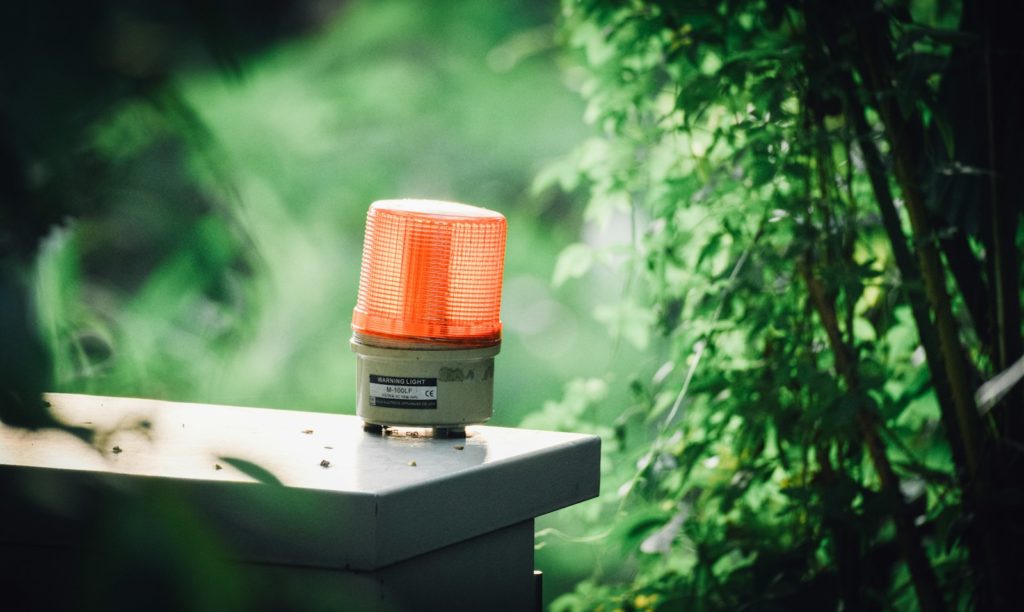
[532,0,1022,609]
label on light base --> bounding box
[368,375,438,409]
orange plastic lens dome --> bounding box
[352,199,507,345]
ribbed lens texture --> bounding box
[352,199,507,344]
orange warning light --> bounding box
[352,199,507,346]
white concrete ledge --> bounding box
[0,393,601,571]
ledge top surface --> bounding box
[1,393,596,496]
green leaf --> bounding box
[552,242,594,287]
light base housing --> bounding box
[351,337,500,428]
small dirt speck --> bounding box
[408,460,417,467]
[215,464,222,470]
[302,429,314,434]
[324,446,333,449]
[112,446,122,454]
[454,445,465,451]
[408,431,419,438]
[320,459,331,468]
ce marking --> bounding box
[425,389,436,398]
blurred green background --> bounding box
[10,0,635,606]
[36,0,603,415]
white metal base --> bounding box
[351,337,500,427]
